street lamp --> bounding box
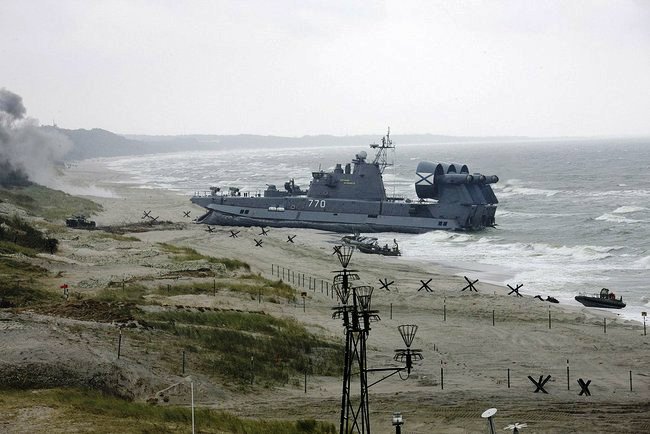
[391,412,404,434]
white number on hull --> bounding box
[308,200,326,208]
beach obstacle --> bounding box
[461,276,479,292]
[254,239,263,247]
[379,278,394,291]
[286,234,296,243]
[504,423,527,434]
[577,378,591,396]
[229,230,240,238]
[205,225,215,233]
[142,210,152,219]
[507,283,523,297]
[528,374,551,393]
[258,227,269,236]
[418,278,433,292]
[183,211,191,218]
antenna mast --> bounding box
[370,127,395,174]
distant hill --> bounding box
[42,126,154,160]
[47,126,532,160]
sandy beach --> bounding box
[2,159,649,434]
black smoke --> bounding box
[0,88,72,187]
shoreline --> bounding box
[59,158,647,324]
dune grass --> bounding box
[0,388,336,433]
[0,185,102,220]
[158,242,250,271]
[145,309,342,386]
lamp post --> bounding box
[391,412,404,434]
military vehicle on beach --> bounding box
[65,215,96,229]
[191,129,499,233]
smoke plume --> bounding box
[0,88,72,187]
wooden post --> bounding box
[390,303,393,320]
[548,308,552,329]
[604,317,607,334]
[182,350,186,375]
[258,288,261,304]
[304,369,307,394]
[213,279,216,296]
[117,329,122,359]
[492,309,495,326]
[507,368,510,388]
[440,362,444,390]
[629,370,633,392]
[443,300,447,322]
[567,359,570,390]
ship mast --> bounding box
[370,127,395,174]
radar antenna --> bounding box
[370,127,395,174]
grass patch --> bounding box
[0,214,59,254]
[158,242,250,271]
[0,388,336,433]
[145,310,342,386]
[96,284,149,304]
[0,185,102,220]
[154,277,295,301]
[93,231,141,242]
[0,273,56,308]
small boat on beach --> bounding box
[575,287,626,309]
[341,232,378,247]
[342,232,401,256]
[357,241,401,256]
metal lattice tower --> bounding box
[331,246,423,434]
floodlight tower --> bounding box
[332,246,423,434]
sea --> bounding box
[100,137,650,322]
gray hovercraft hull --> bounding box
[192,196,496,234]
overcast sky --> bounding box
[2,0,649,137]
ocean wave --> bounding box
[612,205,647,214]
[595,213,643,224]
[632,256,650,270]
[587,189,650,199]
[495,179,561,197]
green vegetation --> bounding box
[0,388,336,433]
[0,260,55,307]
[158,243,250,271]
[93,231,140,242]
[0,185,102,220]
[0,214,58,254]
[145,309,342,386]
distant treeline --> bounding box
[46,126,530,160]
